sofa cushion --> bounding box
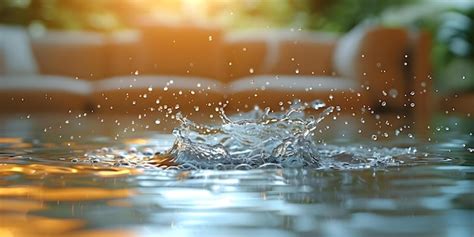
[226,75,368,112]
[105,30,148,77]
[31,31,107,80]
[223,30,338,81]
[92,76,226,116]
[0,75,91,112]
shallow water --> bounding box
[0,109,472,237]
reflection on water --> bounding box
[0,113,473,237]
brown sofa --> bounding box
[0,23,432,121]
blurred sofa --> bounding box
[0,26,92,113]
[0,22,432,121]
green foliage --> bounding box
[211,0,312,29]
[417,7,474,92]
[305,0,418,32]
[0,0,418,32]
[209,0,419,31]
[0,0,123,31]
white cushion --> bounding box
[108,30,141,44]
[30,30,106,46]
[225,29,338,43]
[333,23,374,78]
[0,25,38,75]
[228,75,358,94]
[0,75,91,95]
[94,75,226,93]
[0,46,4,73]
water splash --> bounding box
[169,100,335,169]
[85,100,418,170]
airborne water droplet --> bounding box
[389,89,398,98]
[311,100,326,110]
[86,100,420,170]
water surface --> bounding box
[0,109,472,237]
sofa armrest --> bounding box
[334,24,434,131]
[334,26,411,110]
[409,31,433,134]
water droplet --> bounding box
[85,99,420,170]
[311,100,326,110]
[389,89,398,98]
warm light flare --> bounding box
[122,0,230,24]
[0,214,84,236]
[0,164,141,177]
[0,186,135,201]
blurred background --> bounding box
[1,2,473,237]
[1,0,472,93]
[0,0,473,139]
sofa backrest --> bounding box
[334,24,411,109]
[222,30,338,81]
[30,31,107,80]
[139,22,224,80]
[106,30,148,77]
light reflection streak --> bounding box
[0,186,134,201]
[0,164,141,177]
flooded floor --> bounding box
[0,112,473,237]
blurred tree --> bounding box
[0,0,122,31]
[0,0,419,31]
[207,0,419,31]
[417,7,474,93]
[305,0,419,31]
